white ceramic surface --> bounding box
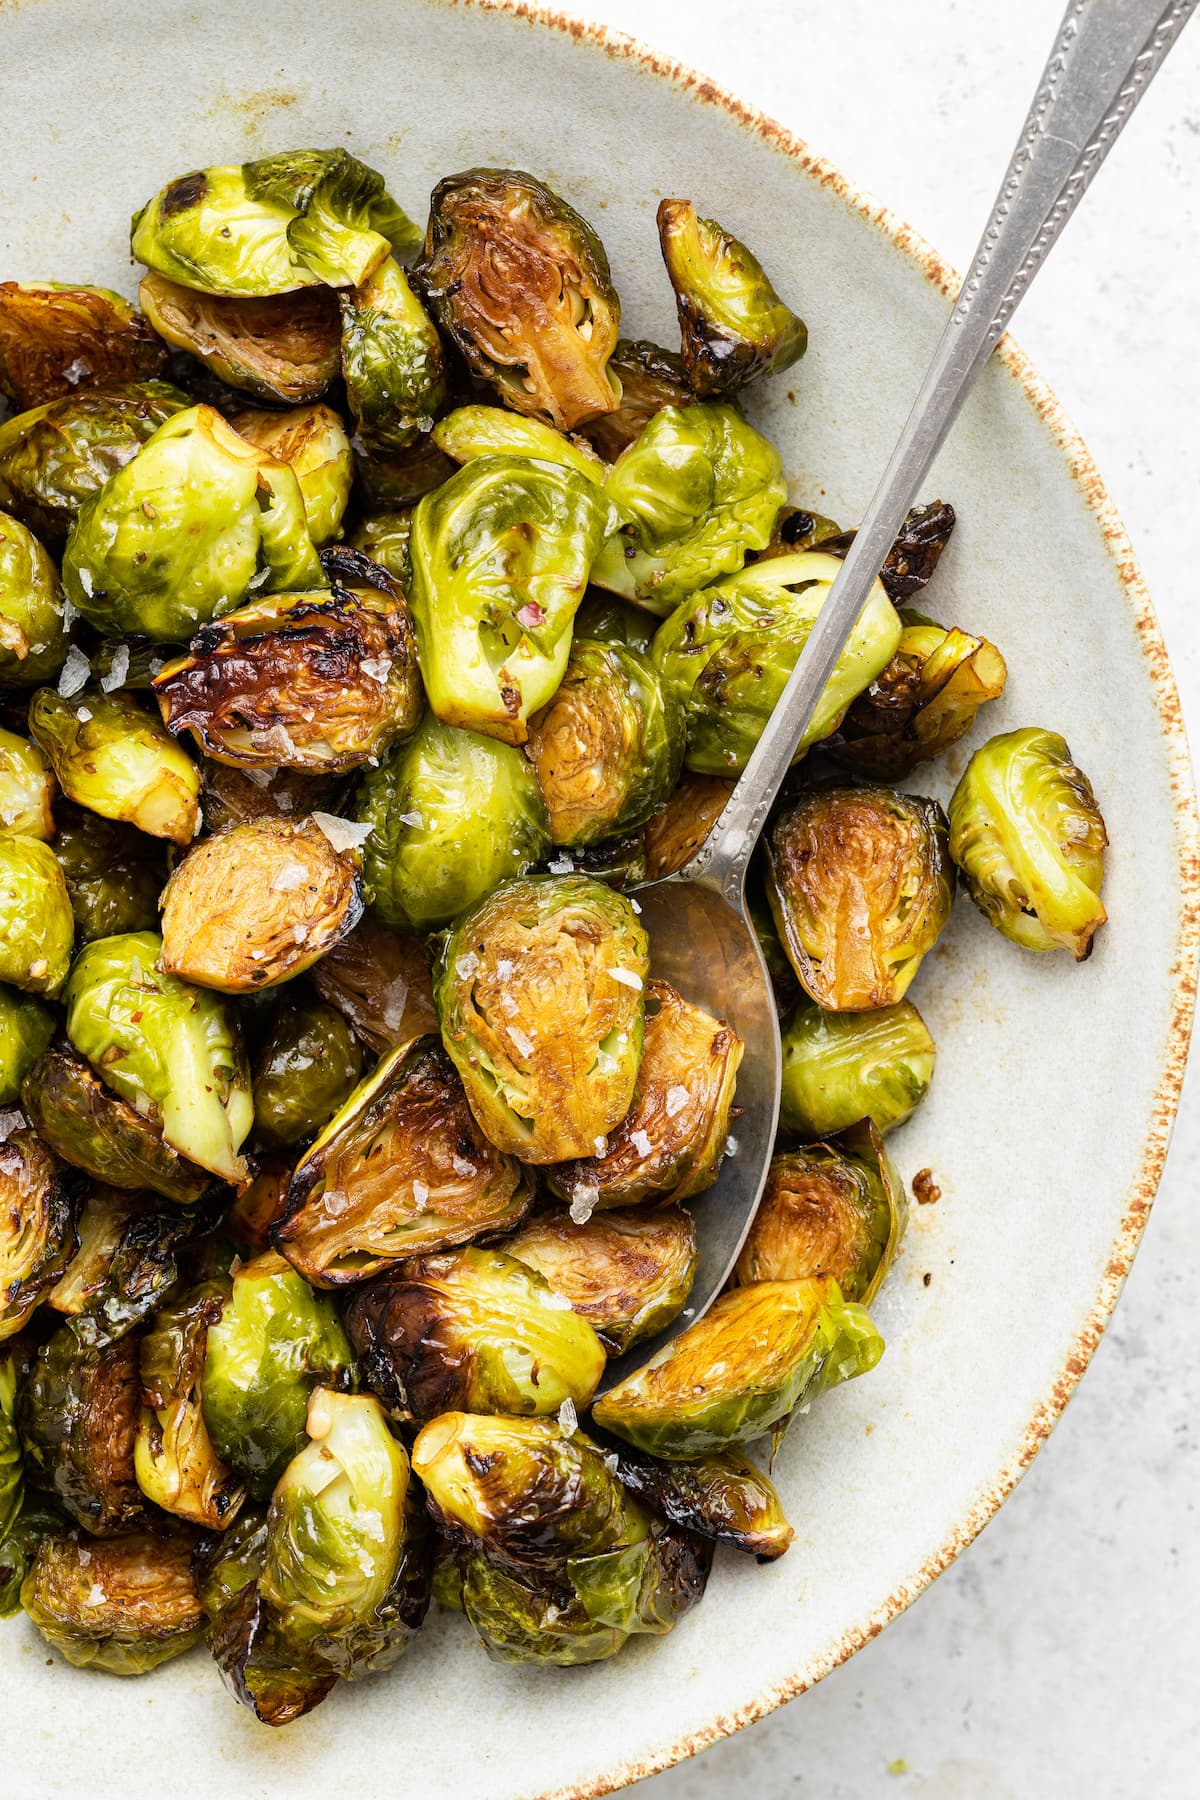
[1,3,1195,1797]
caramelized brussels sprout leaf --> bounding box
[29,688,200,846]
[780,999,936,1139]
[0,834,75,995]
[0,727,55,840]
[0,1131,78,1343]
[309,914,437,1057]
[340,256,446,452]
[21,1528,204,1673]
[18,1323,144,1531]
[138,273,341,403]
[135,1281,246,1528]
[251,992,364,1150]
[229,403,353,547]
[657,200,806,396]
[0,282,168,411]
[0,507,66,687]
[820,500,958,603]
[606,1443,794,1561]
[504,1207,697,1355]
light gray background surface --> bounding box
[550,3,1200,1796]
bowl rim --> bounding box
[455,1,1200,1792]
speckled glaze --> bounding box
[1,1,1196,1796]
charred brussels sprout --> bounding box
[821,499,958,604]
[0,727,54,839]
[780,999,936,1139]
[45,1188,201,1348]
[578,339,693,464]
[29,688,200,845]
[949,727,1107,959]
[251,992,364,1150]
[0,282,168,411]
[657,200,807,396]
[198,1505,333,1723]
[0,1131,79,1341]
[549,979,742,1211]
[138,273,341,403]
[0,1494,66,1618]
[590,403,786,615]
[159,817,363,993]
[767,788,954,1010]
[643,772,734,880]
[228,404,353,547]
[344,1246,605,1422]
[61,404,325,642]
[135,1282,246,1529]
[505,1207,697,1355]
[21,1529,203,1673]
[309,915,437,1056]
[419,168,621,430]
[0,508,66,686]
[608,1444,793,1561]
[356,715,550,933]
[0,986,55,1103]
[18,1324,143,1531]
[592,1278,885,1459]
[0,834,75,995]
[277,1040,533,1285]
[650,551,901,775]
[340,256,446,452]
[432,403,608,488]
[436,874,648,1163]
[50,802,167,942]
[408,454,615,745]
[63,931,253,1181]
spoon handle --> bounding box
[696,0,1194,896]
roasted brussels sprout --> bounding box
[50,801,167,943]
[61,404,325,642]
[138,273,341,403]
[408,453,615,745]
[593,1278,885,1458]
[228,403,353,547]
[589,403,786,615]
[565,1503,712,1639]
[159,816,363,993]
[949,727,1107,959]
[348,509,412,582]
[200,1252,353,1498]
[0,727,54,840]
[0,282,168,411]
[277,1040,534,1285]
[0,508,66,687]
[45,1186,200,1347]
[18,1323,143,1531]
[505,1207,697,1355]
[650,551,901,775]
[340,256,446,452]
[309,915,437,1056]
[642,772,734,880]
[419,168,620,430]
[549,979,741,1211]
[0,985,55,1104]
[0,1131,78,1342]
[199,1504,335,1723]
[525,638,684,846]
[251,992,364,1150]
[0,834,75,995]
[64,931,253,1181]
[578,339,693,464]
[345,1246,605,1422]
[0,1346,24,1541]
[135,1281,246,1529]
[767,788,954,1010]
[780,999,936,1139]
[657,200,807,396]
[607,1443,793,1561]
[356,715,550,933]
[432,403,608,488]
[436,874,649,1163]
[20,1528,204,1673]
[29,688,200,846]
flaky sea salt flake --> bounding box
[557,1398,578,1436]
[507,1024,535,1057]
[610,967,643,990]
[630,1129,652,1158]
[312,812,373,854]
[57,644,91,697]
[100,643,129,692]
[665,1085,689,1118]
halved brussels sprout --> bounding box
[198,761,338,834]
[45,1186,201,1348]
[435,874,648,1163]
[0,834,75,994]
[650,551,902,775]
[549,979,742,1211]
[578,339,693,464]
[592,1277,884,1458]
[504,1207,697,1355]
[432,403,608,488]
[0,508,66,687]
[200,1251,353,1498]
[657,200,807,396]
[454,1548,626,1666]
[0,985,55,1104]
[344,1246,605,1422]
[18,1323,143,1531]
[418,168,620,430]
[780,999,936,1139]
[0,1346,24,1540]
[949,727,1108,959]
[251,992,364,1150]
[131,151,419,297]
[642,772,734,880]
[21,1529,204,1673]
[0,282,168,411]
[0,727,54,839]
[29,688,200,845]
[138,273,341,402]
[64,931,253,1182]
[572,588,658,655]
[408,453,615,745]
[609,1443,794,1561]
[277,1040,534,1286]
[0,1130,79,1342]
[51,801,167,943]
[348,509,412,582]
[135,1281,246,1529]
[589,403,786,615]
[61,403,325,642]
[767,788,954,1010]
[159,816,363,993]
[229,403,353,547]
[340,256,446,452]
[526,638,685,846]
[309,915,437,1056]
[356,714,550,933]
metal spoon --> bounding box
[600,0,1194,1390]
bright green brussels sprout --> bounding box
[408,453,615,745]
[45,1183,200,1341]
[656,199,807,396]
[418,168,621,431]
[29,688,200,845]
[344,1246,606,1422]
[51,800,167,943]
[650,551,902,775]
[436,874,648,1163]
[433,403,608,488]
[767,788,954,1011]
[0,508,66,686]
[589,403,786,615]
[348,509,411,583]
[0,985,55,1103]
[308,914,438,1057]
[642,771,734,880]
[0,282,169,412]
[0,1347,25,1540]
[525,638,684,846]
[356,714,550,933]
[277,1039,533,1286]
[61,403,325,642]
[608,1443,794,1561]
[17,1323,143,1531]
[251,991,365,1150]
[340,255,446,452]
[21,1528,204,1673]
[504,1207,697,1356]
[0,834,75,995]
[200,1251,353,1498]
[0,727,55,839]
[572,588,657,654]
[228,403,353,547]
[949,726,1108,959]
[138,273,341,403]
[578,338,693,464]
[0,1131,79,1343]
[64,931,254,1181]
[135,1281,246,1529]
[131,151,419,298]
[592,1277,884,1459]
[780,998,936,1139]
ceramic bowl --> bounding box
[1,2,1196,1795]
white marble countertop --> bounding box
[553,3,1200,1796]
